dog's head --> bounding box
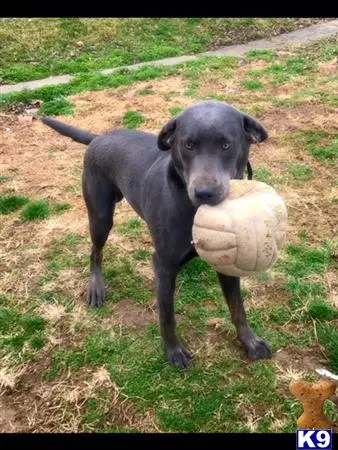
[157,101,267,207]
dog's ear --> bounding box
[157,117,177,151]
[242,114,268,144]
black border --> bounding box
[0,11,336,447]
[1,432,338,448]
[0,4,337,18]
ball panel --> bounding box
[232,214,258,271]
[215,264,260,278]
[197,246,237,266]
[192,225,236,251]
[193,205,233,233]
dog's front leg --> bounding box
[217,273,272,360]
[153,253,193,369]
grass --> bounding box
[253,167,280,185]
[0,56,241,115]
[132,249,152,260]
[308,299,337,321]
[241,79,263,91]
[137,87,154,96]
[286,131,337,164]
[0,18,320,84]
[118,218,143,238]
[0,194,29,215]
[276,240,337,371]
[38,97,75,116]
[20,200,50,221]
[311,139,338,162]
[51,202,72,215]
[0,175,9,184]
[44,326,286,432]
[169,105,185,117]
[0,307,46,360]
[316,324,338,372]
[122,111,146,129]
[1,33,338,433]
[278,242,333,278]
[245,55,318,87]
[45,233,85,276]
[245,49,275,62]
[19,199,72,221]
[288,163,313,181]
[104,257,152,305]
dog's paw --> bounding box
[166,345,193,369]
[245,333,272,360]
[87,273,105,308]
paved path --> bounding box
[1,20,337,95]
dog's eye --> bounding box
[222,142,230,150]
[185,141,194,150]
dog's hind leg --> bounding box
[83,170,122,308]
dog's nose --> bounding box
[195,186,217,200]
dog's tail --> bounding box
[41,116,98,145]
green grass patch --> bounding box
[294,36,338,62]
[118,218,142,238]
[20,199,50,221]
[0,194,29,215]
[288,163,313,181]
[317,323,338,372]
[50,202,72,215]
[288,130,337,163]
[38,96,75,116]
[103,256,152,305]
[46,233,85,276]
[0,307,46,358]
[37,290,75,312]
[136,87,154,96]
[132,249,152,260]
[278,242,333,279]
[245,49,275,62]
[265,56,316,85]
[175,258,220,311]
[169,105,185,117]
[308,299,337,321]
[122,111,146,129]
[19,200,72,221]
[268,305,292,325]
[311,139,338,162]
[253,167,281,185]
[0,175,9,184]
[241,79,263,90]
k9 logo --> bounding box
[296,429,332,450]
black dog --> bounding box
[41,100,272,368]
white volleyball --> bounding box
[192,180,288,277]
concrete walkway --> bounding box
[1,20,338,95]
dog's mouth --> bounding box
[192,195,226,208]
[188,187,228,208]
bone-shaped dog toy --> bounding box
[289,379,337,429]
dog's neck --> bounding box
[167,159,198,214]
[167,159,186,190]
